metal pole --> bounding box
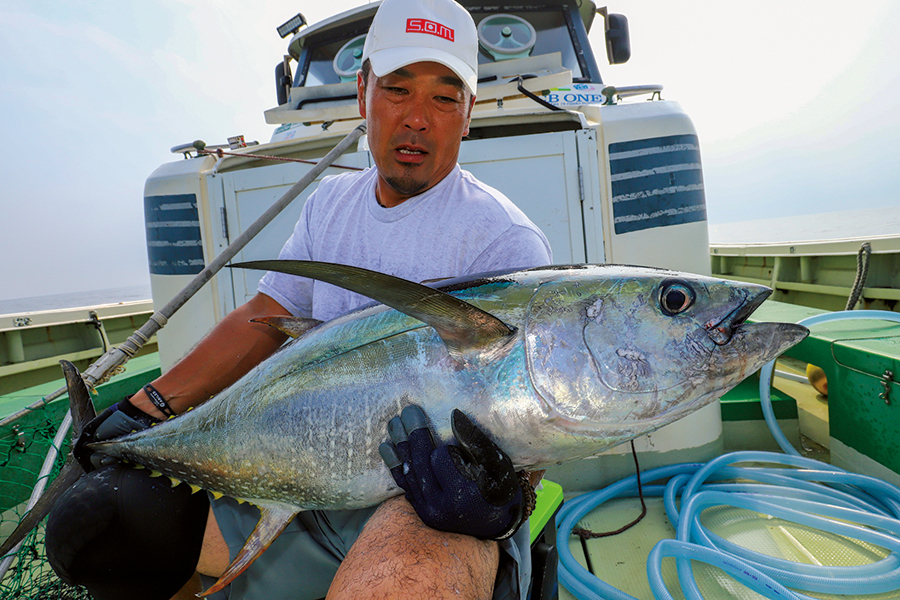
[0,124,367,583]
[54,124,365,400]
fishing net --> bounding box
[0,398,91,600]
[1,358,159,600]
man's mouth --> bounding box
[398,148,425,155]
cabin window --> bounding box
[294,5,599,90]
[473,9,590,81]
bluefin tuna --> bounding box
[0,261,808,595]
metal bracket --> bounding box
[880,370,894,405]
[12,425,25,452]
[88,310,111,353]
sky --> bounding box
[1,0,898,301]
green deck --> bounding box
[719,375,798,422]
[0,354,161,515]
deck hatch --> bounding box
[608,134,707,234]
[144,193,204,275]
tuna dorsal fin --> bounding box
[250,315,322,339]
[199,503,298,596]
[231,260,517,359]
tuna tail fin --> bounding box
[200,503,298,596]
[0,459,83,558]
[0,361,93,558]
[232,260,517,361]
[61,360,97,437]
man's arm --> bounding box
[129,292,292,419]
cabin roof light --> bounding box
[277,13,307,39]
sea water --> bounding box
[1,209,896,316]
[708,206,900,244]
[0,284,151,316]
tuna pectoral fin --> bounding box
[250,315,322,339]
[231,260,516,359]
[200,503,298,596]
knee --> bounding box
[329,496,499,599]
[46,464,209,600]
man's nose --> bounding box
[402,95,430,131]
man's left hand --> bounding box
[379,405,527,541]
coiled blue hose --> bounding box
[556,309,900,599]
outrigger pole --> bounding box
[69,123,364,400]
[0,124,366,581]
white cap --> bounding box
[362,0,478,96]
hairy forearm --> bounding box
[130,292,291,418]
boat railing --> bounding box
[0,300,155,397]
[710,235,900,314]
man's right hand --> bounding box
[73,397,162,472]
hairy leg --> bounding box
[196,506,230,578]
[326,496,499,600]
[171,508,228,599]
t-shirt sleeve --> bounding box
[466,224,553,275]
[257,199,315,318]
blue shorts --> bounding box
[203,495,531,600]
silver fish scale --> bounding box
[93,265,808,512]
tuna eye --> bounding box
[659,280,695,316]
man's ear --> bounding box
[357,71,367,120]
[462,94,476,137]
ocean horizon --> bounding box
[2,208,896,316]
[0,284,152,317]
[708,206,900,244]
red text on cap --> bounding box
[406,18,454,42]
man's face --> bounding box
[358,61,475,208]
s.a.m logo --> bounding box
[406,18,454,41]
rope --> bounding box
[571,440,647,542]
[149,313,168,328]
[89,365,126,388]
[846,241,872,310]
[200,147,364,171]
[117,312,169,359]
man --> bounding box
[46,0,551,598]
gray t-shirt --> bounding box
[258,165,552,321]
[231,164,552,600]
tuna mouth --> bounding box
[707,286,772,345]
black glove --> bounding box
[378,405,527,541]
[73,396,162,472]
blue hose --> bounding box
[556,309,900,599]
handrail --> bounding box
[602,84,664,105]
